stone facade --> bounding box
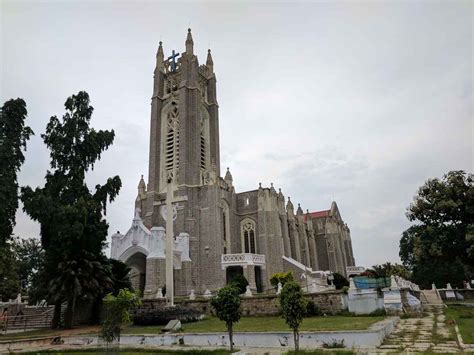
[110,29,356,298]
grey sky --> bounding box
[2,0,472,267]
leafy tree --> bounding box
[0,98,33,245]
[21,91,121,328]
[399,171,474,289]
[210,285,242,352]
[270,271,294,287]
[228,273,248,294]
[11,237,44,294]
[101,289,141,347]
[367,262,411,280]
[109,259,132,295]
[0,241,19,301]
[332,272,349,290]
[279,280,307,351]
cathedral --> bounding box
[110,29,356,298]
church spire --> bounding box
[206,49,214,71]
[185,28,194,55]
[156,41,164,70]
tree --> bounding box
[228,273,248,294]
[332,272,349,290]
[399,171,474,289]
[0,98,33,245]
[21,91,121,328]
[279,280,307,351]
[210,285,242,352]
[11,237,44,294]
[270,271,294,287]
[367,262,411,280]
[101,289,141,347]
[0,241,19,301]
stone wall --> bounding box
[438,289,474,300]
[135,291,345,317]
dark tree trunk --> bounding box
[293,329,299,351]
[51,301,61,329]
[64,297,74,329]
[228,322,234,352]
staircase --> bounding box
[421,289,444,305]
[2,306,54,332]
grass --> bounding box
[445,304,474,344]
[0,328,97,342]
[125,315,384,334]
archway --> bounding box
[125,252,147,296]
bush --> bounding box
[228,273,249,294]
[305,301,321,316]
[270,271,294,287]
[333,273,349,290]
[133,307,203,326]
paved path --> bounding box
[379,304,460,353]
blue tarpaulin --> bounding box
[353,276,391,289]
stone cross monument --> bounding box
[165,179,179,306]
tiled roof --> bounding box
[304,210,330,221]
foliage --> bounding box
[228,273,248,294]
[0,98,33,301]
[210,285,242,352]
[332,273,349,290]
[0,241,19,301]
[101,289,141,345]
[0,98,33,245]
[133,307,203,326]
[366,262,411,280]
[0,237,43,301]
[108,259,132,296]
[399,171,474,289]
[270,271,294,287]
[305,301,321,316]
[279,280,307,351]
[21,91,121,328]
[12,237,44,294]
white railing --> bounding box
[221,253,266,269]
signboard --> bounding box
[346,266,366,276]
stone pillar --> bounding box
[144,257,166,299]
[244,265,257,292]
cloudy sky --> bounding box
[2,0,472,267]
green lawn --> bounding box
[125,315,384,334]
[445,304,474,344]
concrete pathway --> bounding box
[378,304,460,353]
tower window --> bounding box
[164,102,180,180]
[241,219,256,254]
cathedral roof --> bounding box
[304,210,330,221]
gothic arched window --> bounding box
[163,101,180,182]
[241,219,256,254]
[200,109,210,172]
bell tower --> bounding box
[147,29,220,197]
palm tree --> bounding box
[49,253,112,328]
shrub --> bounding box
[332,273,349,290]
[270,271,294,287]
[133,307,203,326]
[305,301,321,316]
[228,273,249,294]
[102,289,141,345]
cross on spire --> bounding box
[167,50,180,72]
